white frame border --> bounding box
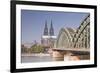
[16,4,95,69]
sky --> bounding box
[21,10,89,44]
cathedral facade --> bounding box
[41,21,56,49]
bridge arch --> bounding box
[55,14,90,50]
[56,28,75,48]
[53,15,90,60]
[73,15,90,49]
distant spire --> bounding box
[49,20,54,36]
[43,20,48,35]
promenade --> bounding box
[21,53,51,57]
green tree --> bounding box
[30,44,44,53]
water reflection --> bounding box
[21,53,90,63]
[21,55,53,63]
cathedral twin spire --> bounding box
[43,20,54,36]
[43,21,48,35]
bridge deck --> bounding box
[52,48,90,52]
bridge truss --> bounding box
[55,15,90,52]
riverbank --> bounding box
[21,53,51,57]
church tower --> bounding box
[41,20,56,52]
[43,21,48,36]
[49,20,54,36]
[41,20,49,48]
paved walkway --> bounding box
[21,53,50,57]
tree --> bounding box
[30,44,44,53]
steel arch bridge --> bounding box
[56,28,75,48]
[73,15,90,49]
[55,14,90,52]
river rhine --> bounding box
[21,53,60,63]
[21,55,54,63]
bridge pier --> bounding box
[52,49,90,61]
[52,50,65,61]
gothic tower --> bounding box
[41,20,56,51]
[41,20,49,48]
[43,21,48,36]
[49,20,54,36]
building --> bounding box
[41,20,56,52]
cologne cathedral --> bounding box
[41,21,56,51]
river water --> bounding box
[21,54,88,63]
[21,53,65,63]
[21,56,54,63]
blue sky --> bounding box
[21,10,89,44]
